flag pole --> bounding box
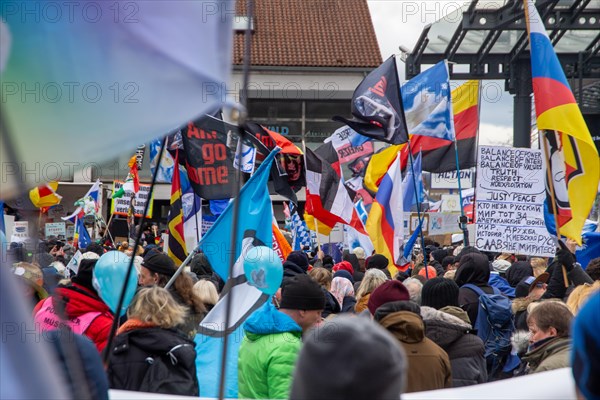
[407,142,428,278]
[453,139,470,246]
[103,135,167,365]
[541,130,569,287]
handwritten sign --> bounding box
[11,221,29,243]
[475,146,555,257]
[110,182,154,218]
[45,222,66,238]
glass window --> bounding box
[305,100,352,119]
[248,100,302,119]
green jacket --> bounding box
[522,337,571,374]
[238,302,302,399]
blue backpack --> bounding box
[462,284,516,378]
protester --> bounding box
[330,276,356,312]
[367,280,410,315]
[352,247,367,276]
[454,252,496,324]
[565,281,600,315]
[429,248,447,276]
[421,278,487,386]
[33,259,113,353]
[332,260,354,276]
[402,277,423,305]
[585,257,600,281]
[521,301,573,374]
[512,273,550,330]
[12,262,48,309]
[343,253,363,282]
[192,279,219,313]
[290,316,407,399]
[190,252,223,292]
[283,251,309,278]
[107,286,198,395]
[354,269,387,313]
[530,257,548,278]
[138,251,206,338]
[374,300,452,392]
[571,291,600,400]
[308,267,339,318]
[237,274,325,399]
[366,253,392,278]
[506,261,534,287]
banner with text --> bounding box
[475,146,555,257]
[430,169,474,189]
[45,222,66,238]
[110,181,154,218]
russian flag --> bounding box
[366,152,406,274]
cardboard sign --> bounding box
[475,146,555,257]
[45,222,66,238]
[110,182,154,218]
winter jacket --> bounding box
[521,337,571,374]
[107,320,198,396]
[489,272,515,298]
[377,306,452,393]
[354,293,371,313]
[543,261,593,300]
[421,306,487,387]
[34,283,113,353]
[238,302,303,399]
[322,290,341,318]
[341,296,357,313]
[511,297,535,331]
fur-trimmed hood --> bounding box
[511,329,531,355]
[512,297,534,313]
[421,306,473,349]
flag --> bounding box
[182,115,240,200]
[402,61,454,141]
[364,145,402,192]
[149,138,176,183]
[167,150,187,265]
[524,0,600,244]
[74,218,91,250]
[290,204,312,251]
[324,125,374,164]
[400,217,423,266]
[402,152,423,212]
[576,232,600,270]
[334,56,409,144]
[62,180,102,223]
[366,152,406,274]
[272,223,292,262]
[345,176,374,205]
[181,187,202,252]
[194,149,279,398]
[305,145,366,235]
[1,1,233,198]
[29,182,62,209]
[111,156,140,199]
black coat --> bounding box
[107,326,199,396]
[421,306,487,387]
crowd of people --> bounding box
[6,234,600,399]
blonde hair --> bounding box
[127,286,187,328]
[192,280,219,307]
[566,281,600,315]
[530,257,548,277]
[527,298,569,315]
[356,269,387,303]
[309,267,333,291]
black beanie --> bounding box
[286,251,310,272]
[421,277,460,310]
[142,252,176,277]
[366,254,389,270]
[72,259,98,294]
[280,274,326,310]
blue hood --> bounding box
[243,301,302,335]
[489,272,515,298]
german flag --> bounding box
[167,150,187,265]
[403,80,480,172]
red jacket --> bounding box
[34,283,114,353]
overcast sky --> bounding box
[367,0,515,146]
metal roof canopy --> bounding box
[405,0,600,147]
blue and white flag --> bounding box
[401,61,454,141]
[402,152,423,212]
[290,203,311,251]
[75,218,91,249]
[233,138,257,174]
[149,138,176,183]
[576,232,600,270]
[195,149,279,398]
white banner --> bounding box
[441,194,461,212]
[475,146,555,257]
[11,221,28,243]
[428,213,462,235]
[430,169,474,189]
[45,222,66,238]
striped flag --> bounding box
[29,182,62,209]
[62,180,101,223]
[167,150,187,265]
[290,204,311,251]
[525,0,599,245]
[366,152,406,274]
[112,156,140,199]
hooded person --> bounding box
[290,316,407,400]
[343,253,363,283]
[512,273,550,331]
[36,252,62,292]
[374,300,452,393]
[330,276,356,313]
[420,278,487,387]
[238,274,326,399]
[33,259,114,353]
[189,252,224,292]
[430,249,448,276]
[455,253,496,325]
[285,251,310,273]
[571,291,600,400]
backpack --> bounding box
[462,284,516,379]
[138,343,199,396]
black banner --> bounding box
[181,116,239,200]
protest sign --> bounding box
[430,169,474,189]
[11,221,28,243]
[110,182,154,218]
[428,213,462,235]
[45,222,66,238]
[475,146,555,257]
